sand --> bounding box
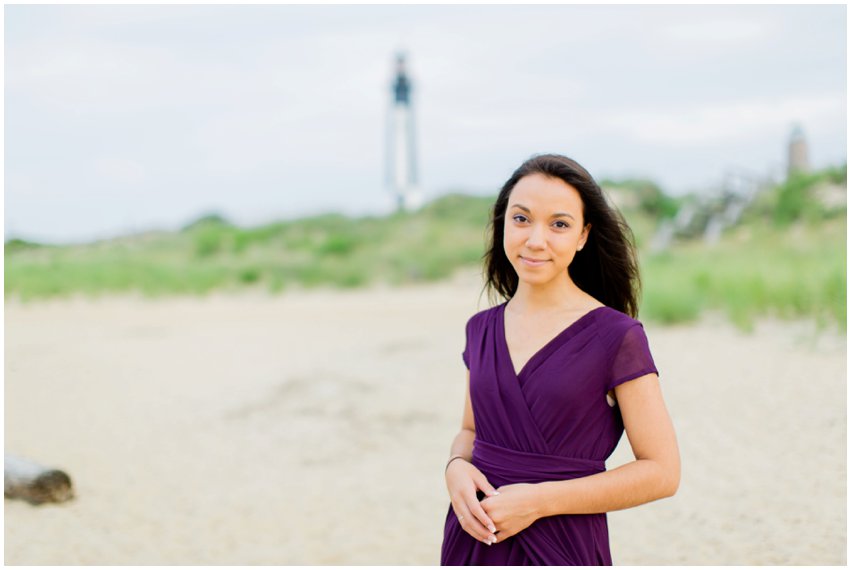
[4,273,846,564]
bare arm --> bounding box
[479,372,679,541]
[447,371,476,462]
[445,371,500,545]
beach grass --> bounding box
[640,216,845,331]
[4,194,496,300]
[5,177,846,331]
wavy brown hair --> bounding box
[483,153,641,317]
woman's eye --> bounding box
[513,215,528,223]
[553,220,570,229]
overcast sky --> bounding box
[5,4,847,244]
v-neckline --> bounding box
[499,302,606,380]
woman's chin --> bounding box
[516,271,557,286]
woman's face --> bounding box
[503,173,591,287]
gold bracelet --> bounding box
[445,455,468,473]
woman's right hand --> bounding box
[446,459,500,545]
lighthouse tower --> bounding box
[387,53,422,211]
[786,123,810,179]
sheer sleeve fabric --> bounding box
[461,316,472,370]
[608,322,659,390]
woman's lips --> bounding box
[520,256,549,267]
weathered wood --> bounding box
[4,454,74,505]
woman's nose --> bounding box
[526,223,546,248]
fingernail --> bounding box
[489,535,497,544]
[488,524,496,533]
[492,491,500,495]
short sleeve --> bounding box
[608,323,659,390]
[461,317,472,370]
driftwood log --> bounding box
[4,454,74,505]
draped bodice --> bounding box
[463,302,657,464]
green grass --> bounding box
[640,218,845,331]
[5,193,496,299]
[6,175,846,332]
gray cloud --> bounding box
[5,4,846,243]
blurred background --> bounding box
[4,4,846,565]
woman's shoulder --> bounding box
[463,302,505,331]
[589,306,657,362]
[592,305,648,335]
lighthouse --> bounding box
[786,123,810,178]
[387,53,422,211]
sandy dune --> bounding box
[4,274,846,564]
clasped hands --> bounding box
[446,460,542,546]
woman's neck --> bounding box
[509,275,590,314]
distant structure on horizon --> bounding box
[787,123,810,178]
[386,52,422,212]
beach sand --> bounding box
[4,273,846,564]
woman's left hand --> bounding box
[479,483,542,542]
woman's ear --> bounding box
[579,223,591,250]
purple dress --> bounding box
[440,302,659,566]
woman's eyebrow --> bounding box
[552,211,576,220]
[510,203,576,220]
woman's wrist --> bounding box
[534,481,559,518]
[536,479,581,518]
[445,454,470,473]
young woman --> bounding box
[440,154,680,566]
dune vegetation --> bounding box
[5,166,846,331]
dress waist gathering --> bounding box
[471,439,606,488]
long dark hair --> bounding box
[483,153,642,318]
